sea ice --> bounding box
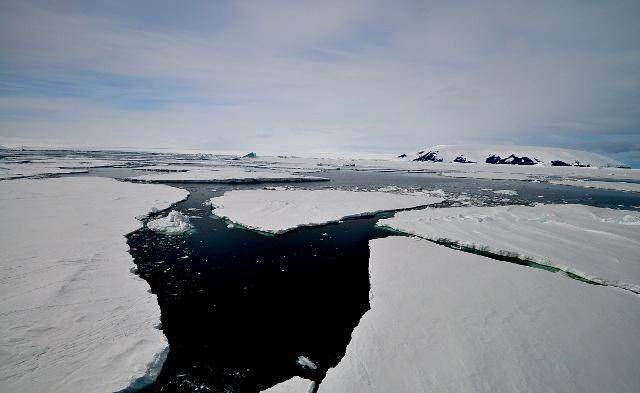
[296,356,317,370]
[492,189,518,196]
[0,162,88,180]
[379,204,640,292]
[262,376,315,393]
[267,237,640,392]
[0,177,188,393]
[551,179,640,193]
[208,189,444,234]
[147,210,193,235]
[127,167,328,183]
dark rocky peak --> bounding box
[413,151,443,162]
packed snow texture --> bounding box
[403,144,625,167]
[127,167,328,183]
[551,179,640,193]
[267,237,640,393]
[379,204,640,292]
[147,210,193,235]
[209,189,444,234]
[0,177,189,393]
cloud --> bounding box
[0,0,639,155]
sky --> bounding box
[1,0,639,164]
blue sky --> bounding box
[1,0,639,165]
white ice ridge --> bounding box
[126,167,328,183]
[266,237,640,393]
[378,204,640,293]
[147,210,193,235]
[208,189,444,234]
[0,177,189,393]
[551,179,640,193]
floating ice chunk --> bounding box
[209,189,444,234]
[493,189,518,196]
[296,355,317,370]
[147,210,193,235]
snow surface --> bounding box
[0,162,88,180]
[147,210,193,235]
[208,189,444,234]
[0,177,189,393]
[379,204,640,293]
[437,164,640,182]
[266,237,640,393]
[403,144,625,167]
[126,167,328,183]
[551,179,640,193]
[262,377,315,393]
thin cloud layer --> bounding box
[1,0,639,160]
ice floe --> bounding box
[267,237,640,392]
[209,189,444,234]
[262,376,315,393]
[551,179,640,193]
[0,162,88,180]
[0,177,188,393]
[379,204,640,292]
[492,189,518,196]
[296,355,318,370]
[126,167,328,183]
[147,210,194,235]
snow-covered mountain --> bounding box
[399,145,627,168]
